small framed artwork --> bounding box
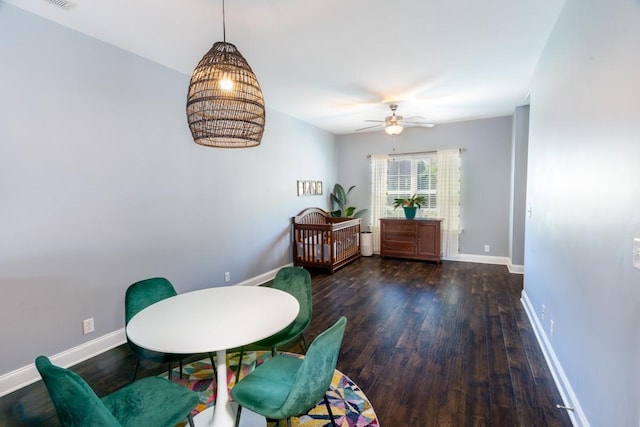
[297,180,323,196]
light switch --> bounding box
[633,238,640,270]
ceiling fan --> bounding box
[356,104,435,135]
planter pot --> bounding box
[403,207,418,219]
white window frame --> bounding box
[385,154,437,219]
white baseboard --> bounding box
[234,263,292,287]
[451,253,510,266]
[0,329,126,397]
[0,264,290,397]
[448,254,524,274]
[507,261,524,274]
[521,290,590,427]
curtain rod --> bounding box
[367,148,464,158]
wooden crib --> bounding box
[292,207,362,273]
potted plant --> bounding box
[330,183,367,219]
[393,194,426,219]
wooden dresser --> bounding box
[380,218,442,262]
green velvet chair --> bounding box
[125,277,215,382]
[35,355,198,427]
[234,267,313,380]
[231,316,347,427]
[247,267,313,351]
[256,266,313,352]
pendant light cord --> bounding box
[222,0,226,43]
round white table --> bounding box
[126,285,300,427]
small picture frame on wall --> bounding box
[297,180,323,196]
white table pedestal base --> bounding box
[193,405,266,427]
[191,349,266,427]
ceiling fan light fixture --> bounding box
[384,106,403,135]
[385,124,404,135]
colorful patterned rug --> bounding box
[164,351,379,427]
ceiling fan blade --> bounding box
[403,116,426,120]
[355,124,383,131]
[402,120,435,126]
[404,122,435,128]
[364,119,385,123]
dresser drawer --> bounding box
[381,242,416,255]
[382,221,416,234]
[382,232,416,243]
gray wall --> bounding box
[336,116,514,258]
[0,4,337,374]
[525,0,640,425]
[509,105,529,266]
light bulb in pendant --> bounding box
[219,74,234,91]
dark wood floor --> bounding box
[0,257,572,426]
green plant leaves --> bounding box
[330,183,367,218]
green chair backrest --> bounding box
[125,277,177,325]
[272,267,312,334]
[278,316,347,417]
[35,356,121,426]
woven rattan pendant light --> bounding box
[186,0,265,148]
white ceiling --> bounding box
[5,0,566,135]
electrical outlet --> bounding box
[550,320,555,338]
[224,272,230,282]
[82,318,94,335]
[541,304,546,320]
[484,245,490,253]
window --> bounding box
[386,155,437,219]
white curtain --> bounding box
[436,149,461,258]
[369,155,388,253]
